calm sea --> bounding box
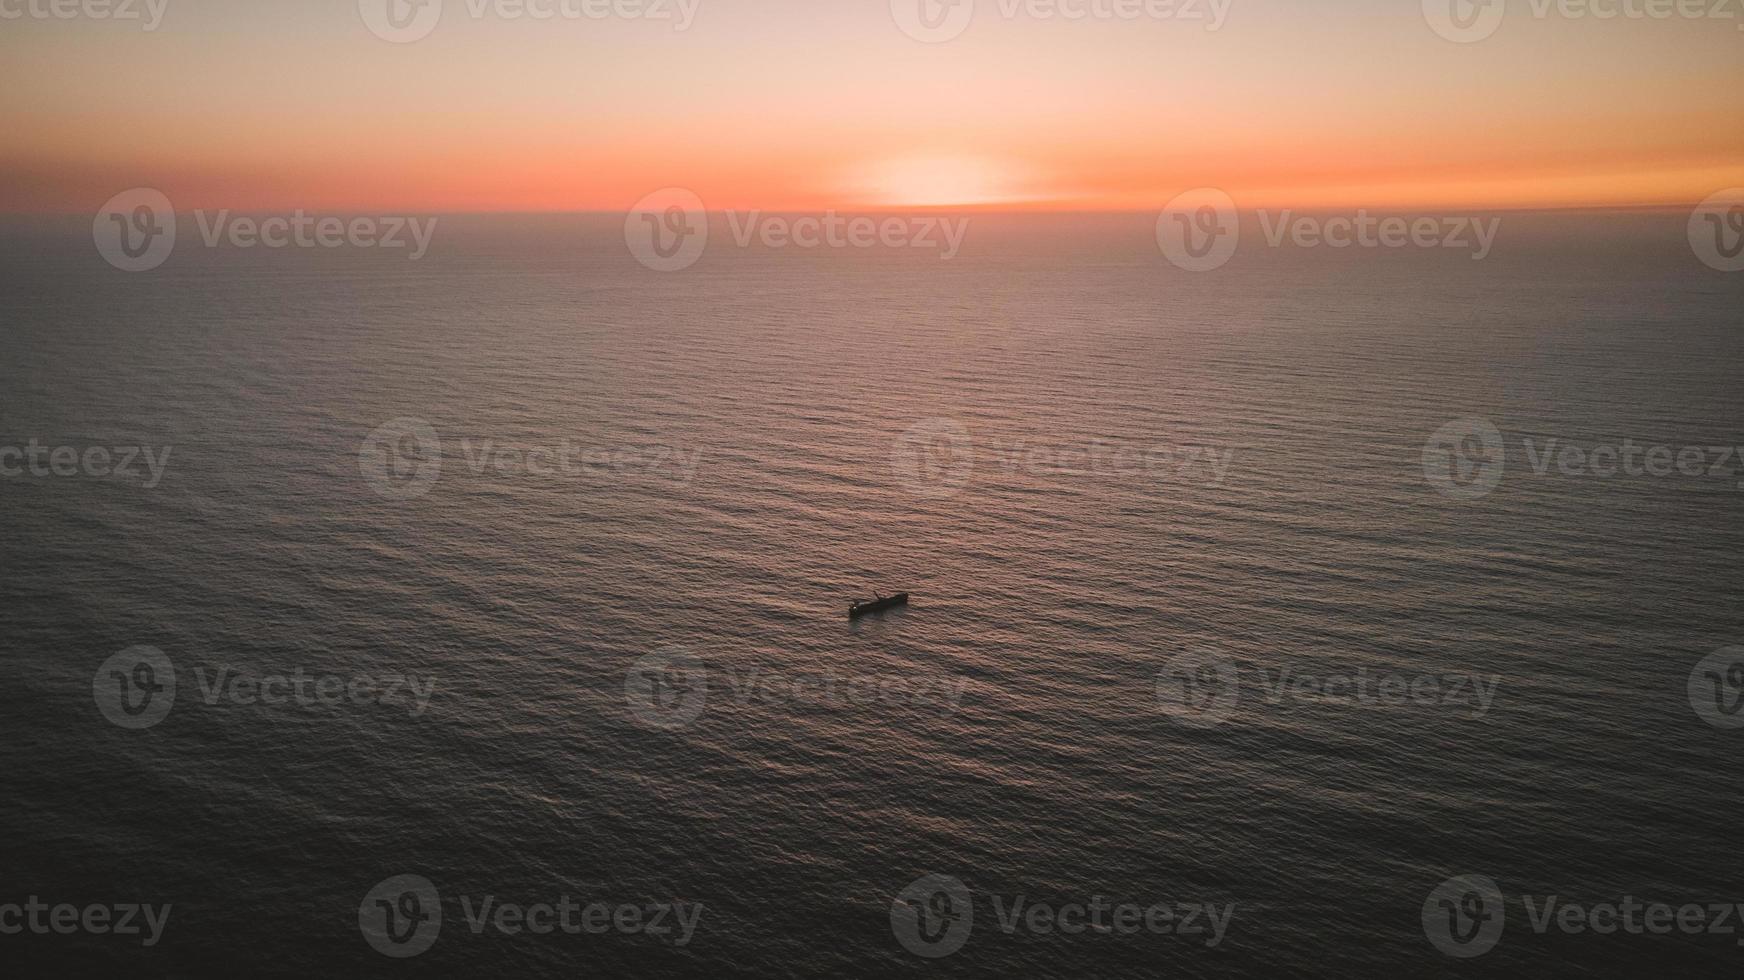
[1,210,1741,977]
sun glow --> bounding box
[852,156,1028,208]
[1,1,1740,214]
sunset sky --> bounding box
[3,0,1741,213]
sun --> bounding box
[852,155,1023,208]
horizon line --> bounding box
[0,201,1715,219]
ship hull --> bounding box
[848,593,909,619]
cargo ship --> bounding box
[848,592,909,619]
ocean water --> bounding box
[1,211,1741,977]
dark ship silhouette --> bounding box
[848,592,909,619]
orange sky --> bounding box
[2,0,1741,213]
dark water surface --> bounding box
[2,212,1741,977]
